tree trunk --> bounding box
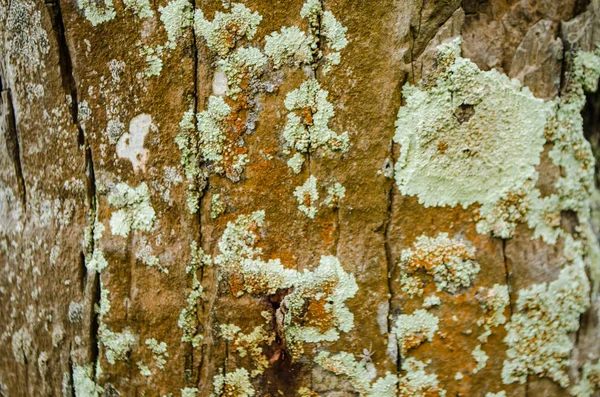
[1,0,600,396]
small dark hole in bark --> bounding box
[454,103,475,123]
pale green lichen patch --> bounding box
[159,0,193,50]
[211,368,255,397]
[264,27,312,69]
[485,392,506,397]
[182,387,199,397]
[315,351,398,397]
[218,47,267,96]
[73,364,103,396]
[476,284,509,342]
[502,239,590,387]
[282,79,349,173]
[220,324,274,377]
[398,233,480,296]
[178,259,205,347]
[472,344,488,374]
[5,0,50,70]
[194,3,262,57]
[11,327,33,365]
[392,309,439,357]
[108,182,156,237]
[76,0,116,26]
[123,0,153,18]
[325,182,345,208]
[210,193,226,219]
[214,211,358,359]
[95,286,136,365]
[398,358,447,397]
[85,216,107,273]
[394,38,551,211]
[571,360,600,397]
[294,175,319,218]
[136,236,168,274]
[145,338,168,369]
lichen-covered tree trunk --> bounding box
[2,0,600,396]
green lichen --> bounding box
[398,358,446,397]
[315,351,398,397]
[282,79,349,173]
[294,175,319,218]
[5,0,50,70]
[287,152,305,174]
[181,387,199,397]
[394,37,551,212]
[123,0,153,18]
[136,236,168,274]
[214,211,358,359]
[73,364,103,397]
[422,295,441,308]
[76,0,116,26]
[11,327,33,365]
[218,46,267,96]
[95,286,136,365]
[210,193,226,219]
[476,284,509,342]
[398,233,480,296]
[211,368,255,397]
[485,393,506,397]
[472,344,488,374]
[178,266,204,347]
[145,338,168,369]
[159,0,193,50]
[264,26,312,69]
[85,216,107,273]
[392,309,439,357]
[325,181,345,208]
[194,3,262,57]
[502,239,590,387]
[571,360,600,397]
[139,45,164,77]
[108,182,156,237]
[220,324,274,377]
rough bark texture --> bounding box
[1,0,600,396]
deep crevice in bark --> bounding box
[501,239,514,316]
[1,89,27,207]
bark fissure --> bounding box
[1,88,27,207]
[502,239,514,316]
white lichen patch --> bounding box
[286,152,305,174]
[392,309,439,356]
[194,3,262,57]
[4,0,50,70]
[264,26,313,69]
[315,351,398,397]
[159,0,193,49]
[85,216,107,273]
[214,211,358,359]
[182,387,199,397]
[394,38,551,211]
[399,358,446,396]
[73,364,103,396]
[76,0,116,26]
[294,175,319,218]
[571,360,600,397]
[218,46,267,96]
[502,241,590,387]
[282,79,349,173]
[398,233,480,296]
[136,236,168,274]
[11,327,33,365]
[145,338,168,370]
[472,344,488,374]
[210,193,226,219]
[220,324,274,377]
[116,114,154,173]
[422,295,441,308]
[476,284,509,342]
[123,0,153,18]
[68,302,83,323]
[325,181,345,208]
[108,182,156,237]
[211,367,255,397]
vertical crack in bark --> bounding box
[89,271,101,379]
[1,89,27,207]
[67,343,75,397]
[409,0,425,83]
[501,239,514,316]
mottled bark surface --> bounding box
[1,0,600,396]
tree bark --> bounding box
[1,0,600,396]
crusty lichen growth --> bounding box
[294,175,319,218]
[220,324,274,377]
[145,338,168,370]
[476,284,509,342]
[178,242,210,347]
[214,211,358,359]
[264,27,312,69]
[325,182,345,208]
[398,358,447,397]
[108,182,156,237]
[392,309,439,357]
[398,233,480,296]
[73,364,103,396]
[76,0,116,26]
[211,368,255,397]
[84,214,107,273]
[282,79,349,173]
[159,0,193,49]
[502,238,590,386]
[472,344,488,374]
[136,236,168,274]
[95,286,136,365]
[314,351,398,397]
[394,38,551,214]
[571,360,600,397]
[210,193,226,219]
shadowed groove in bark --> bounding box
[501,239,514,316]
[1,89,26,207]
